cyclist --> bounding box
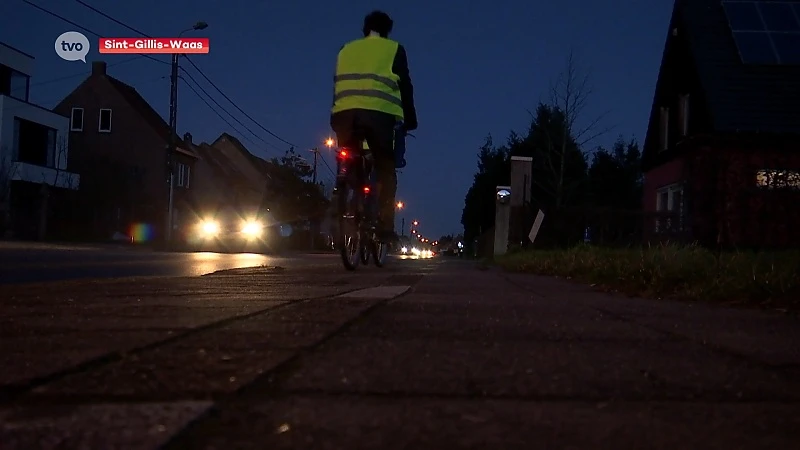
[330,10,418,243]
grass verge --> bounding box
[495,244,800,312]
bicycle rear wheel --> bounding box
[371,239,389,267]
[360,242,371,265]
[335,181,361,271]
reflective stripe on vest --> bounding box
[332,37,404,119]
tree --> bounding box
[265,148,328,224]
[461,135,510,246]
[521,103,589,210]
[544,50,611,208]
[587,136,642,209]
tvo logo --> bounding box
[55,31,90,62]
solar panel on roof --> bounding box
[722,1,800,65]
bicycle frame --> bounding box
[334,146,378,225]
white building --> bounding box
[0,42,80,238]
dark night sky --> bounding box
[2,0,673,239]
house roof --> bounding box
[194,142,243,180]
[105,76,198,158]
[211,133,273,189]
[679,0,800,134]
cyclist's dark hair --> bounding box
[363,10,393,37]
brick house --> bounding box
[182,132,263,224]
[641,0,800,249]
[54,61,198,241]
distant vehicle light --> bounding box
[401,246,408,254]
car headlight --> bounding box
[200,220,220,236]
[401,246,408,254]
[241,220,263,236]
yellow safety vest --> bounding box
[332,36,404,119]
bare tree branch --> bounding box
[544,48,615,208]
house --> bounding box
[207,133,267,211]
[182,132,258,222]
[53,60,199,241]
[641,0,800,249]
[0,42,80,240]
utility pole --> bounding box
[165,52,179,246]
[309,147,319,250]
[310,147,319,184]
[164,21,208,248]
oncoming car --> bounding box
[187,210,278,253]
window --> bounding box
[70,108,84,131]
[655,183,684,232]
[0,66,30,101]
[98,109,112,132]
[678,95,689,136]
[659,107,669,151]
[12,117,57,167]
[756,169,800,189]
[175,163,191,188]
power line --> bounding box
[72,0,299,149]
[179,67,282,153]
[30,55,144,88]
[178,74,261,151]
[19,0,169,68]
[182,57,297,147]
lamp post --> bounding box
[166,20,208,246]
[395,201,405,236]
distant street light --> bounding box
[412,220,418,226]
[325,137,334,148]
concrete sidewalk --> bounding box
[1,260,799,449]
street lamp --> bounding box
[325,137,334,148]
[166,21,208,246]
[395,201,405,236]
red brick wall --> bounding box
[686,144,800,248]
[643,157,686,212]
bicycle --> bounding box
[331,125,410,271]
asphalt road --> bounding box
[0,241,335,284]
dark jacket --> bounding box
[392,45,418,131]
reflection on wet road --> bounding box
[0,242,334,284]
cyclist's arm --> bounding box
[392,45,417,131]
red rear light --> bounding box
[363,186,370,194]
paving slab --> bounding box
[0,401,211,450]
[4,257,799,449]
[280,337,798,401]
[163,396,800,450]
[0,331,175,386]
[342,298,665,342]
